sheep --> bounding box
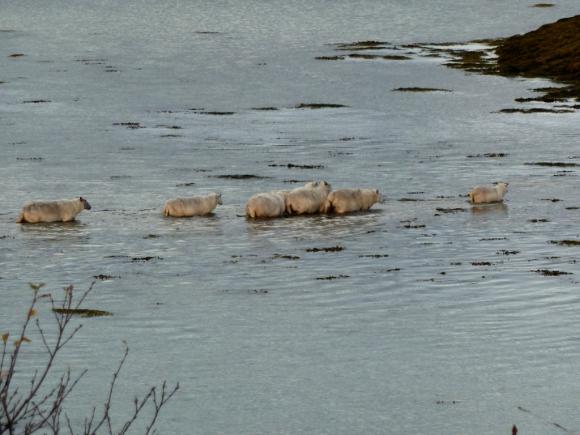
[163,192,222,217]
[285,181,332,215]
[468,183,508,204]
[323,188,382,214]
[16,197,92,224]
[245,190,289,219]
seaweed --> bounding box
[526,161,580,167]
[113,122,143,129]
[335,40,390,50]
[392,87,452,92]
[498,107,574,114]
[466,153,508,158]
[272,254,301,260]
[348,54,411,61]
[197,111,235,115]
[315,56,345,61]
[496,16,580,82]
[295,103,348,109]
[131,256,162,262]
[268,163,325,169]
[497,250,520,255]
[52,308,112,317]
[22,100,51,104]
[550,240,580,246]
[210,174,271,180]
[532,269,572,276]
[306,245,344,253]
[444,50,499,74]
[283,179,308,184]
[435,208,466,213]
[316,275,350,280]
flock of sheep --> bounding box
[14,181,509,224]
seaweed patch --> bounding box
[210,174,271,180]
[550,240,580,246]
[306,245,344,253]
[52,308,112,317]
[532,269,572,276]
[316,275,350,280]
[268,163,325,169]
[526,162,580,167]
[295,103,348,109]
[393,87,452,92]
[466,153,508,158]
[113,122,143,129]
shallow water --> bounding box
[2,1,580,434]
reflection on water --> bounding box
[470,202,509,216]
[18,220,91,242]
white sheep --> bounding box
[285,181,332,215]
[16,197,92,224]
[163,192,222,217]
[468,182,508,204]
[245,190,289,219]
[323,188,382,214]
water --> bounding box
[2,1,580,433]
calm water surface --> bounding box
[2,1,580,433]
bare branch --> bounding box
[88,343,129,434]
[1,283,178,435]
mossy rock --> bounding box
[496,15,580,81]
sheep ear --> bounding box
[375,189,379,194]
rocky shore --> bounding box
[496,15,580,81]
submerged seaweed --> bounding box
[295,103,348,109]
[52,308,112,317]
[393,87,452,93]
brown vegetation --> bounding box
[496,16,580,81]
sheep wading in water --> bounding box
[285,181,332,215]
[16,197,92,223]
[163,192,222,217]
[468,182,508,204]
[245,190,289,219]
[323,188,382,214]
